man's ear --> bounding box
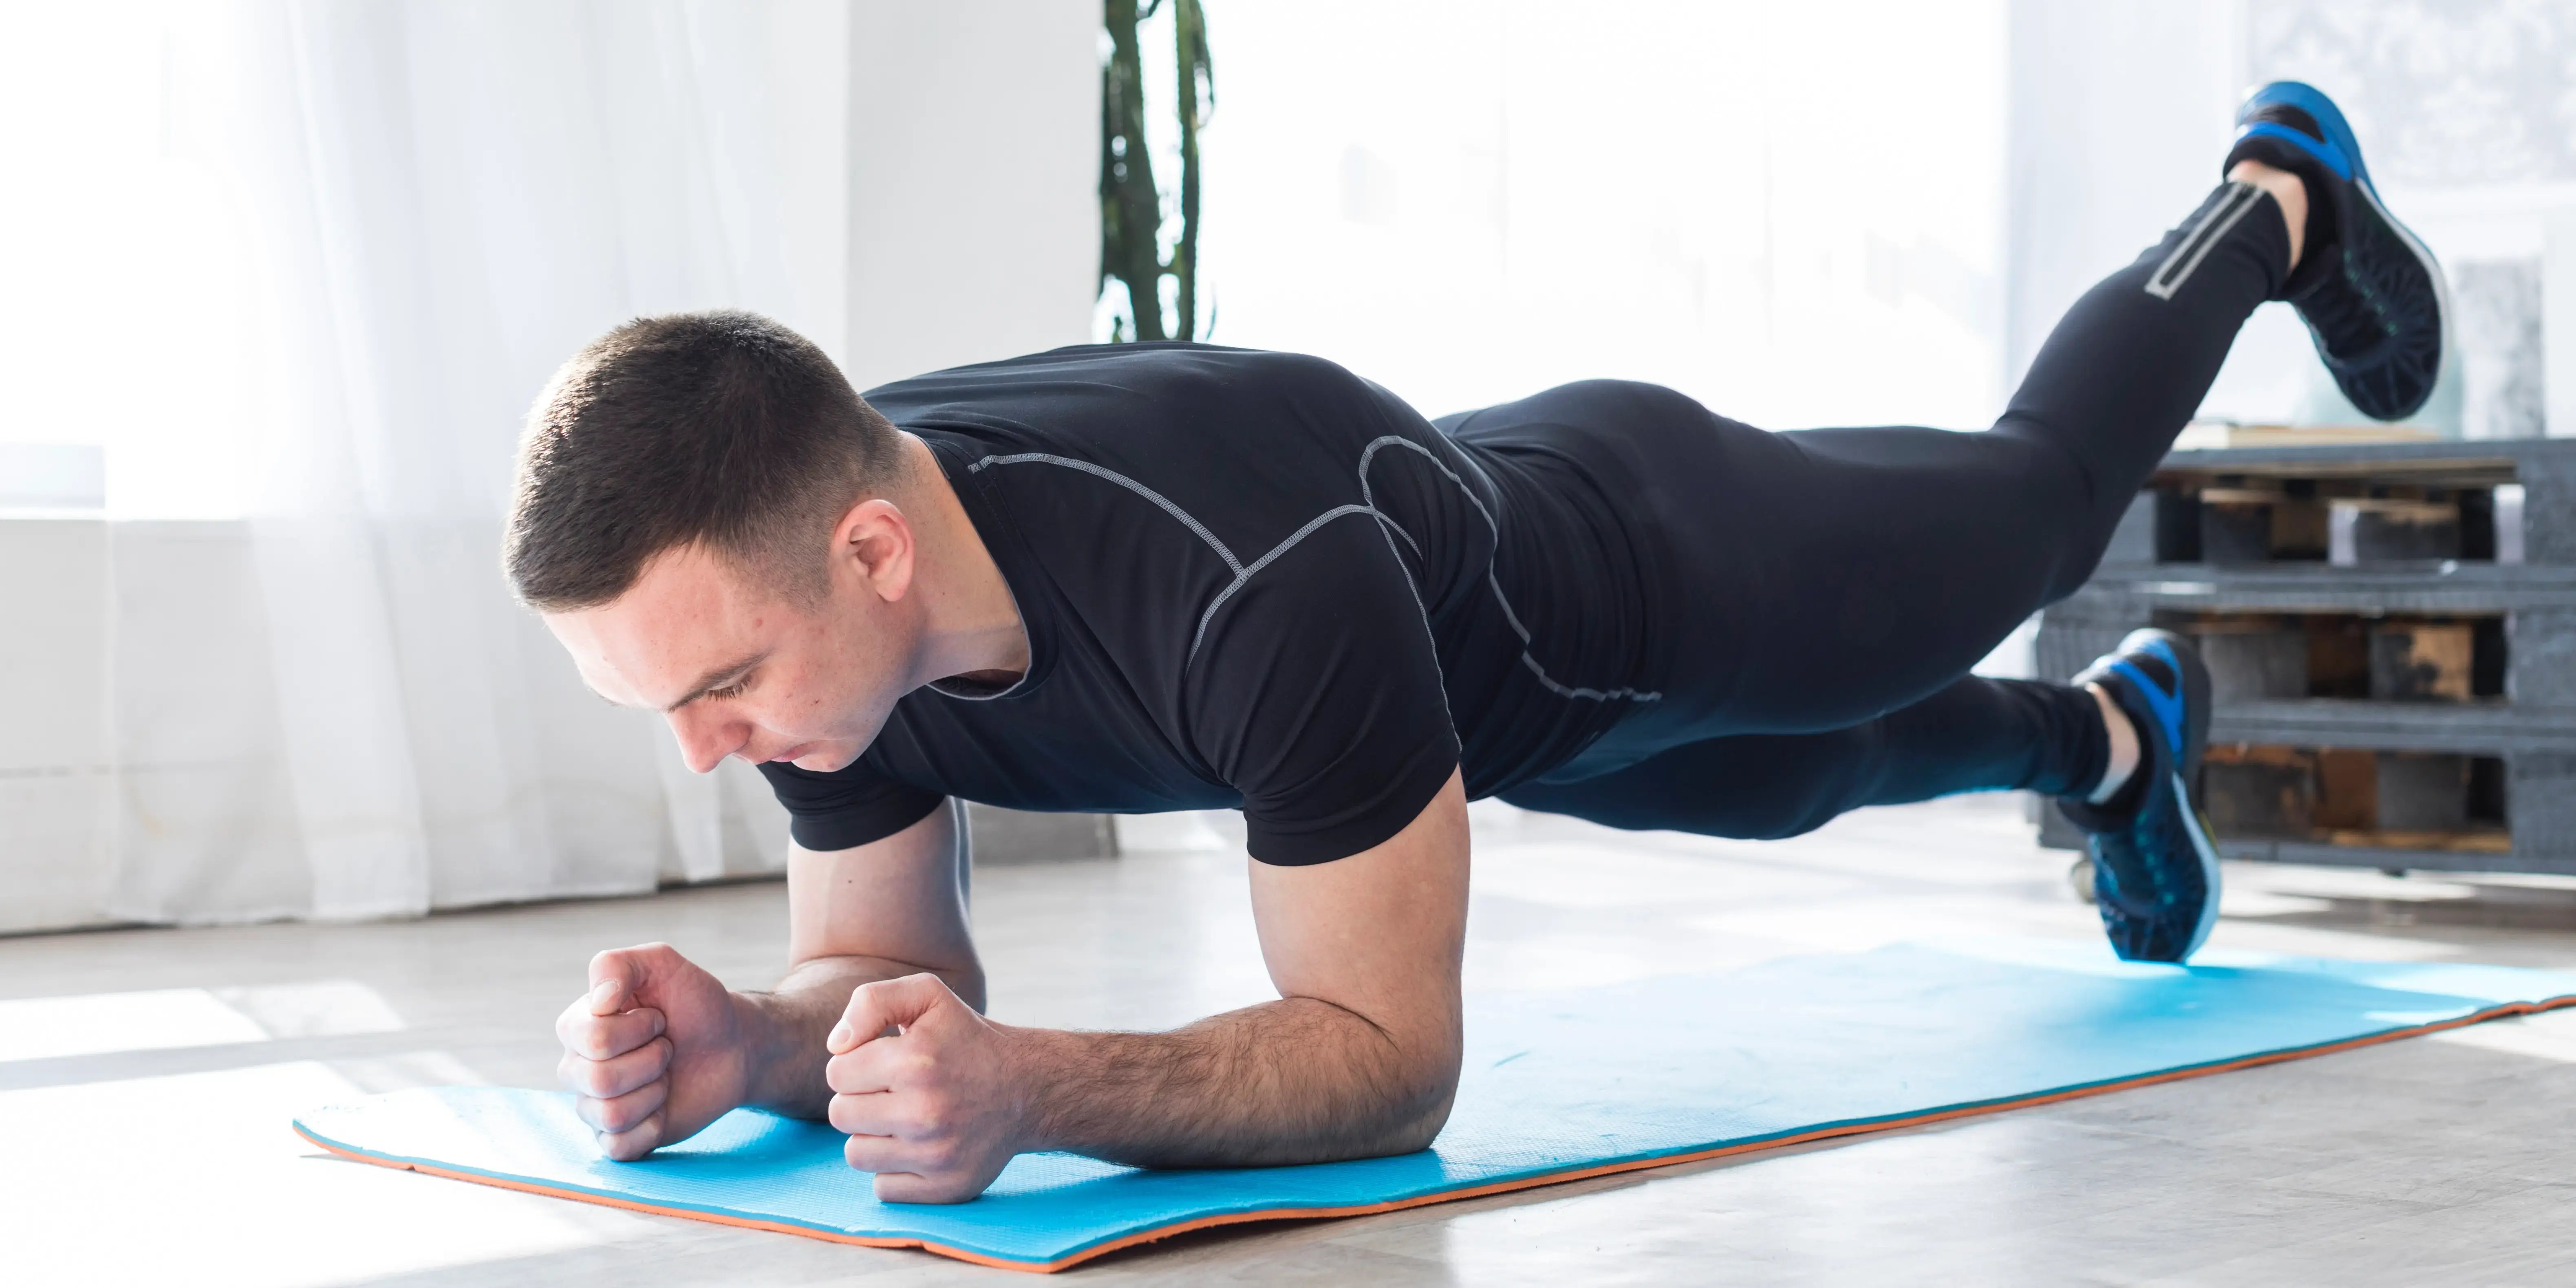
[832,498,916,603]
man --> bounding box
[512,83,2444,1202]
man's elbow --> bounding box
[1379,1096,1455,1155]
[1366,1053,1460,1156]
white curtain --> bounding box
[95,1,860,923]
[0,0,1093,932]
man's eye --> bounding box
[704,678,752,701]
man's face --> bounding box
[545,537,919,775]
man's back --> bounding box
[760,343,1664,863]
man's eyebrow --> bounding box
[663,651,768,713]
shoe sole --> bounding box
[2242,81,2455,421]
[2172,769,2223,958]
[2344,181,2456,421]
[2161,631,2221,959]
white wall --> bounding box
[841,1,1102,390]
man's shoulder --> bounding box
[876,344,1411,507]
[868,343,1450,646]
[860,342,1364,415]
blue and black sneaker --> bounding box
[2224,80,2448,422]
[2059,630,2221,963]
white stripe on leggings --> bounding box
[2145,181,2264,301]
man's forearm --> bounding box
[1014,995,1459,1169]
[741,955,986,1118]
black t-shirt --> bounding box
[758,344,1665,864]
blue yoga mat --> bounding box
[293,939,2576,1272]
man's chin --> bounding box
[782,745,860,773]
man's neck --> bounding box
[894,433,1030,689]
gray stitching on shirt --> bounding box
[1370,509,1425,560]
[1355,436,1661,703]
[1360,501,1460,733]
[970,452,1243,574]
[971,441,1659,703]
[1187,504,1381,662]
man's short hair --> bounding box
[505,310,904,612]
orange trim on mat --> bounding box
[294,993,2576,1273]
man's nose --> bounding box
[666,706,745,774]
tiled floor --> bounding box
[13,795,2576,1286]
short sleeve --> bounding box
[1186,513,1460,865]
[755,758,946,852]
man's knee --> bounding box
[1498,750,1859,842]
[1984,418,2122,601]
[1505,792,1843,842]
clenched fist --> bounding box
[825,973,1034,1202]
[556,942,755,1160]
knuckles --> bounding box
[823,1051,874,1095]
[636,1035,674,1078]
[558,997,664,1063]
[822,1043,953,1100]
[909,1092,954,1137]
[568,1021,619,1061]
[824,1087,961,1147]
[561,1052,619,1101]
[842,1134,987,1201]
[825,1093,869,1136]
[575,1061,624,1098]
[842,1133,889,1171]
[599,1124,658,1160]
[561,1037,670,1097]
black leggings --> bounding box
[1477,182,2291,837]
